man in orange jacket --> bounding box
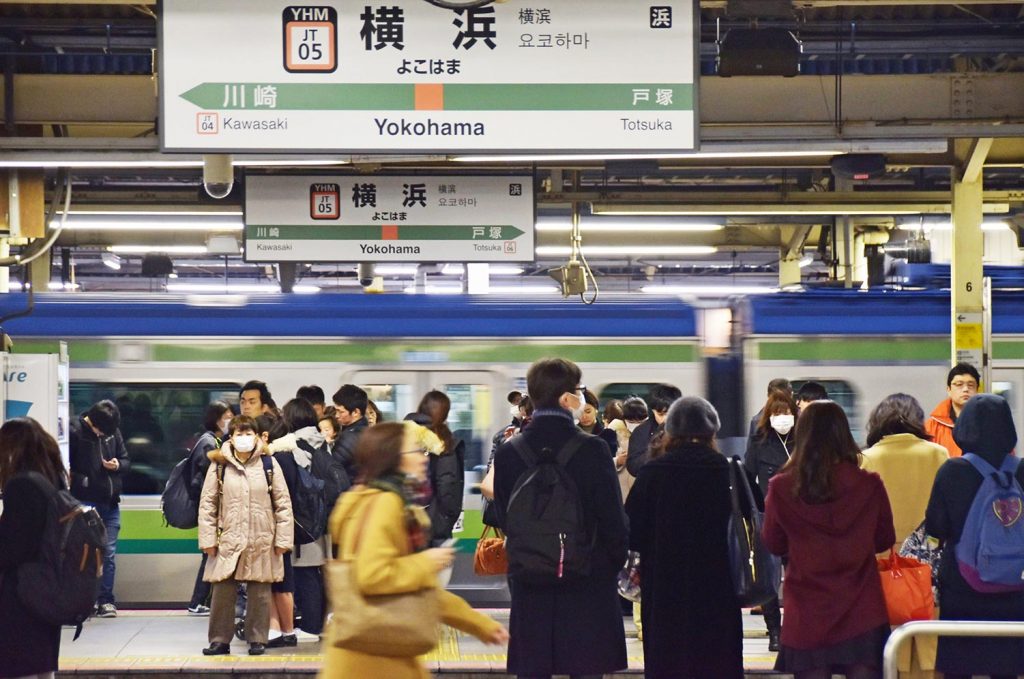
[925,362,980,457]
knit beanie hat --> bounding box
[665,396,720,439]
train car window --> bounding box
[70,382,240,495]
[791,379,860,438]
[360,384,416,424]
[597,383,660,408]
[436,383,492,470]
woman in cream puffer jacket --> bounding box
[197,415,293,656]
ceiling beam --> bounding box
[959,138,994,184]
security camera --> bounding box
[203,154,234,199]
[357,262,375,287]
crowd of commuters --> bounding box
[4,359,1024,679]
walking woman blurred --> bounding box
[926,394,1024,679]
[743,389,798,651]
[416,391,465,544]
[763,401,895,679]
[186,401,233,615]
[0,418,70,679]
[320,421,508,679]
[625,397,745,679]
[198,415,293,656]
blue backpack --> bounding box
[955,453,1024,593]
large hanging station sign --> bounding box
[244,174,535,262]
[160,1,698,153]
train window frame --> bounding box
[70,381,241,496]
[790,378,860,439]
[597,383,662,410]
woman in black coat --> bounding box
[416,391,466,545]
[625,396,745,679]
[925,393,1024,679]
[0,418,71,679]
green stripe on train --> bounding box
[755,338,950,362]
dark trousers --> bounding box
[189,553,210,608]
[209,579,270,644]
[763,594,782,633]
[293,566,324,635]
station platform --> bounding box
[57,608,784,678]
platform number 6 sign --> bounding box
[282,6,338,73]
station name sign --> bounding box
[160,1,697,153]
[244,174,535,262]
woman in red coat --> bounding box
[762,401,896,679]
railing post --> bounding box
[883,620,1024,679]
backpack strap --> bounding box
[554,432,588,467]
[510,435,538,467]
[261,456,276,511]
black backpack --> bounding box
[301,438,351,511]
[505,433,593,584]
[16,472,107,640]
[161,456,198,529]
[290,457,327,545]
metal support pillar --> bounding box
[27,246,50,291]
[778,224,812,288]
[951,138,989,379]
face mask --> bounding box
[770,414,795,435]
[626,421,642,433]
[510,405,521,419]
[233,434,256,453]
[220,420,231,436]
[568,393,586,422]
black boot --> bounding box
[202,642,230,656]
[768,629,781,653]
[248,642,266,656]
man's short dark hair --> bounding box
[621,396,649,422]
[295,385,325,407]
[332,384,368,415]
[527,358,582,410]
[796,381,829,402]
[86,400,121,436]
[240,380,273,407]
[947,363,981,387]
[768,378,792,397]
[283,398,319,431]
[647,384,682,413]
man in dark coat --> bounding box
[926,393,1024,679]
[625,383,681,477]
[331,384,369,480]
[493,358,628,679]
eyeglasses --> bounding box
[400,448,429,457]
[950,381,978,391]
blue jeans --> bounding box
[93,502,120,605]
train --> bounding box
[1,290,1022,606]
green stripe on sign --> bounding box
[756,338,950,362]
[181,83,693,112]
[245,224,525,240]
[150,342,699,363]
[119,539,199,555]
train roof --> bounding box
[744,290,1024,335]
[0,293,699,338]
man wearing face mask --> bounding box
[625,384,682,477]
[743,389,799,651]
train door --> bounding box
[344,369,507,604]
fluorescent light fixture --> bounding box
[536,245,717,256]
[0,159,205,169]
[232,158,349,167]
[486,285,559,294]
[48,281,80,291]
[799,255,814,268]
[51,216,243,232]
[373,264,420,275]
[536,216,723,233]
[592,203,1011,216]
[440,263,465,276]
[57,209,244,217]
[641,284,778,295]
[439,263,526,276]
[109,245,209,254]
[0,154,351,169]
[897,220,1011,232]
[403,284,463,295]
[101,252,123,270]
[165,282,321,294]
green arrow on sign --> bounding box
[246,224,526,241]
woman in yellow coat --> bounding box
[320,421,508,679]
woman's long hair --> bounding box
[0,417,67,490]
[865,393,929,447]
[783,401,860,503]
[354,422,405,482]
[417,390,454,453]
[756,390,798,440]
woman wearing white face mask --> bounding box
[197,415,293,656]
[743,390,798,652]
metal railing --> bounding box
[883,620,1024,679]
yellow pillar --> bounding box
[779,250,801,287]
[951,139,987,378]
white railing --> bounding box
[883,620,1024,679]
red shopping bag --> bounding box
[877,549,935,625]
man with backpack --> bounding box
[926,393,1024,679]
[492,358,628,679]
[70,399,130,619]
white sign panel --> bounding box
[160,1,698,152]
[245,174,535,262]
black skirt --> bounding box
[775,624,891,673]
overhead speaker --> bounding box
[830,154,887,181]
[717,28,800,77]
[141,254,174,277]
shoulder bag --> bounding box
[473,525,508,576]
[727,456,781,607]
[877,548,935,625]
[325,493,441,657]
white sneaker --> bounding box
[294,629,321,643]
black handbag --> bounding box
[727,456,781,607]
